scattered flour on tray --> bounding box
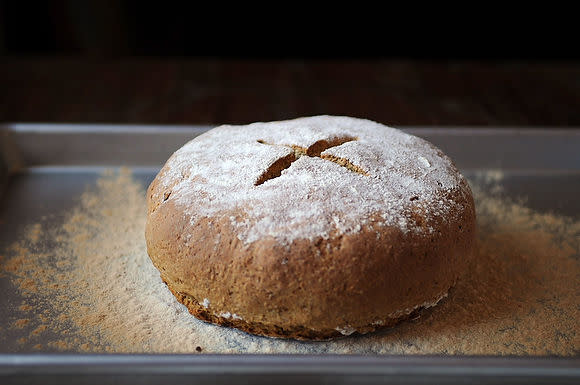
[1,168,578,355]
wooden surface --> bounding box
[1,58,579,127]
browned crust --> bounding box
[145,172,476,340]
[164,281,446,340]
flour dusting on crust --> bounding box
[156,116,467,244]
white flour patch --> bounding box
[156,116,466,245]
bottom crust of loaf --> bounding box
[164,281,448,341]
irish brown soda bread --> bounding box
[145,115,476,340]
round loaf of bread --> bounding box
[145,115,476,340]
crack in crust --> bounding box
[255,136,368,185]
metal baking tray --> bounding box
[0,123,579,384]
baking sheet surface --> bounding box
[0,125,578,382]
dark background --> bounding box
[1,1,577,60]
[1,1,579,126]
